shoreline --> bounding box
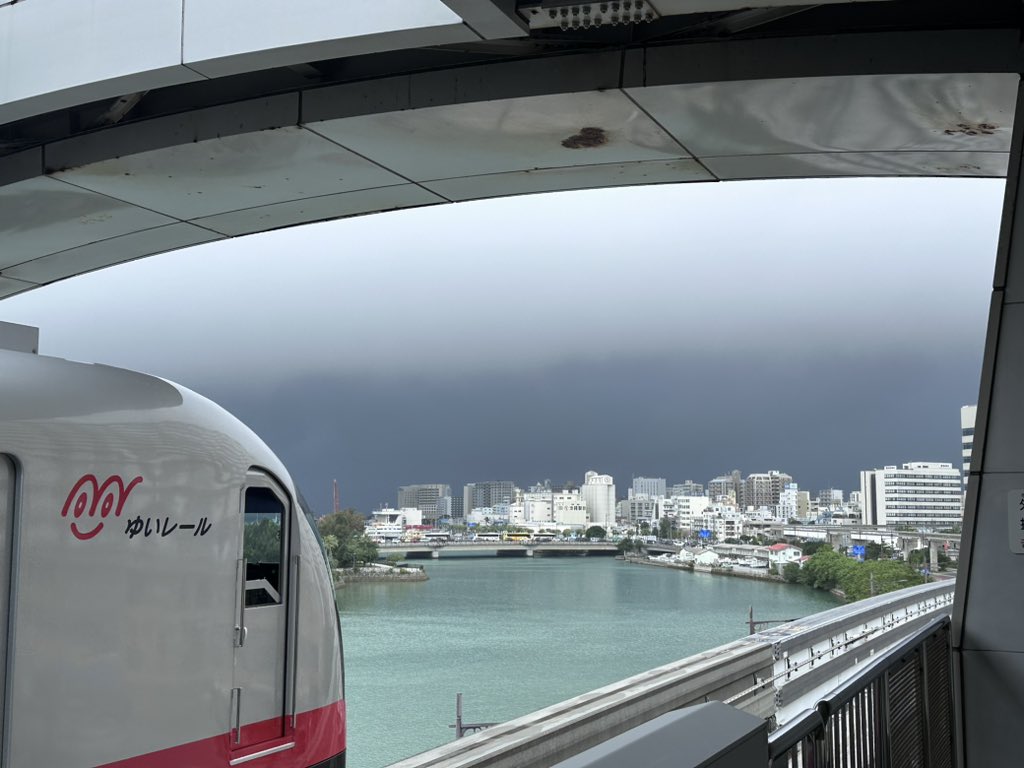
[624,554,786,583]
[334,565,429,587]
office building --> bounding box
[463,481,517,517]
[631,477,666,499]
[669,480,704,497]
[397,483,451,523]
[859,462,963,529]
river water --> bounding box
[336,555,838,768]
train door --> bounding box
[232,471,292,754]
[0,456,13,763]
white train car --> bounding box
[0,326,345,768]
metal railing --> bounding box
[768,615,953,767]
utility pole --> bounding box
[333,479,340,515]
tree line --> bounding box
[317,509,378,570]
[783,545,927,601]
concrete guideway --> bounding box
[0,1,1020,299]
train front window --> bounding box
[243,487,285,607]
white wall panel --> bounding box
[183,0,476,78]
[0,0,200,124]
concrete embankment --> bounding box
[334,567,429,587]
[624,555,784,583]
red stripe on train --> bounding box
[97,700,345,768]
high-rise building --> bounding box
[962,404,977,481]
[779,483,800,519]
[743,471,792,510]
[859,462,963,529]
[631,477,666,499]
[617,498,659,524]
[797,491,812,520]
[397,483,451,523]
[817,488,844,508]
[669,480,704,497]
[708,471,742,503]
[463,481,516,516]
[582,471,615,529]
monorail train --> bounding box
[0,330,344,768]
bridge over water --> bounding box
[377,541,618,558]
[4,0,1024,764]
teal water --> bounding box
[336,556,838,768]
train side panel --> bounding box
[0,352,344,768]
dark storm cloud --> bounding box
[0,178,1001,512]
[192,345,981,514]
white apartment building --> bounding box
[962,404,977,480]
[661,495,711,529]
[859,462,963,529]
[695,511,745,540]
[582,471,616,529]
[778,483,800,519]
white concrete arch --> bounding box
[1,2,1021,298]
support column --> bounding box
[929,541,940,573]
[954,77,1024,767]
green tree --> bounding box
[617,536,639,554]
[782,562,802,584]
[797,546,925,601]
[318,509,378,569]
[585,525,607,540]
[658,518,672,540]
[801,540,828,557]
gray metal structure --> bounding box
[551,702,767,768]
[769,616,954,768]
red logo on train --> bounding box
[61,474,143,540]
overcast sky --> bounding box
[0,177,1002,513]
